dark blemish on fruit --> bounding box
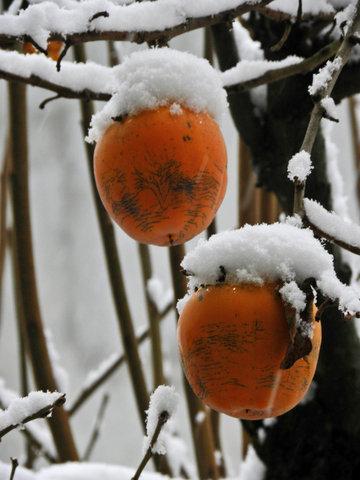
[187,122,192,129]
[183,135,192,142]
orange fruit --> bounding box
[23,40,64,61]
[93,105,227,246]
[177,283,321,419]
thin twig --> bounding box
[0,398,57,464]
[9,458,18,480]
[270,22,292,52]
[68,302,173,416]
[292,3,360,215]
[0,395,66,440]
[82,394,110,461]
[0,135,11,328]
[39,94,61,110]
[131,411,170,480]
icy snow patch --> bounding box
[287,150,313,182]
[321,96,338,120]
[144,385,179,455]
[181,223,360,314]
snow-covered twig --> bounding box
[82,394,110,461]
[291,1,360,216]
[0,392,65,441]
[0,37,344,106]
[304,198,360,256]
[0,0,273,48]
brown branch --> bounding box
[82,393,110,461]
[0,1,274,47]
[292,3,360,216]
[270,21,292,52]
[0,394,66,440]
[132,411,170,480]
[0,135,11,326]
[7,80,79,462]
[138,243,165,388]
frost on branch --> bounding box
[180,223,360,315]
[144,385,179,455]
[87,48,227,143]
[308,57,342,97]
[287,150,313,183]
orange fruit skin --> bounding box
[93,106,227,246]
[177,283,321,420]
[23,41,63,61]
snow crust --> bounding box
[0,389,63,432]
[181,223,360,314]
[240,445,266,480]
[287,150,313,182]
[87,48,227,143]
[304,198,360,250]
[309,57,342,97]
[144,385,179,455]
[269,0,334,16]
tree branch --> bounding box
[9,458,18,480]
[82,393,110,461]
[0,1,274,47]
[292,3,360,215]
[0,394,65,440]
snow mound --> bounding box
[180,223,360,314]
[87,48,227,142]
[287,150,313,183]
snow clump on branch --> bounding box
[144,385,179,455]
[287,150,313,182]
[179,223,360,315]
[86,48,227,143]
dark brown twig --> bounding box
[56,41,72,72]
[270,22,292,52]
[9,458,18,480]
[82,394,110,461]
[8,80,78,461]
[131,411,170,480]
[39,94,61,110]
[0,394,66,440]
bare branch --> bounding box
[82,394,110,461]
[132,411,170,480]
[0,394,65,440]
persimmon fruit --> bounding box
[23,40,64,61]
[177,283,321,420]
[93,105,227,246]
